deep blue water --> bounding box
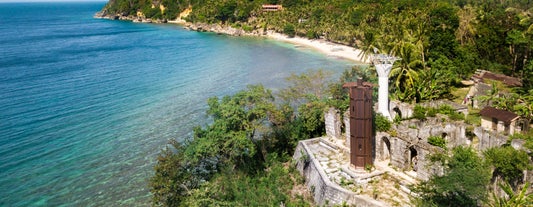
[0,2,354,206]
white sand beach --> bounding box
[266,31,370,64]
[169,20,370,63]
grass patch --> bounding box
[428,136,447,149]
[465,108,481,126]
[450,86,470,104]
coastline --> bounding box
[171,22,370,63]
[264,31,368,63]
[94,13,369,63]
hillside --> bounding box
[98,0,532,101]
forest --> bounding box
[99,0,533,206]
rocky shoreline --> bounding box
[94,11,169,23]
[94,11,262,36]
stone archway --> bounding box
[392,107,402,120]
[409,146,418,172]
[381,137,391,161]
[442,132,449,141]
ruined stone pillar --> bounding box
[373,54,399,120]
[375,64,392,119]
[325,107,341,139]
[344,110,350,147]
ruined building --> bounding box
[292,80,531,206]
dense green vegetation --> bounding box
[150,84,311,206]
[411,104,464,121]
[374,113,391,132]
[150,68,365,206]
[419,145,532,207]
[428,136,447,149]
[102,0,532,103]
[416,146,492,206]
[489,182,532,207]
[484,146,531,185]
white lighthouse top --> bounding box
[373,54,400,77]
[372,54,400,65]
[373,53,400,120]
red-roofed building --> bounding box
[262,5,283,11]
[479,106,520,135]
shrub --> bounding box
[416,146,491,206]
[438,104,455,114]
[389,129,398,137]
[306,30,318,39]
[374,113,391,132]
[484,146,532,183]
[428,136,447,149]
[393,114,402,124]
[142,6,160,18]
[413,105,427,120]
[448,112,464,121]
[242,25,253,32]
[283,24,296,37]
[427,107,438,117]
[438,104,464,121]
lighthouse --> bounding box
[373,54,399,120]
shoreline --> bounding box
[170,21,370,63]
[94,14,369,63]
[264,31,369,64]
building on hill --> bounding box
[262,5,283,11]
[465,82,492,109]
[293,95,532,206]
[465,70,522,109]
[479,106,520,135]
[471,69,522,87]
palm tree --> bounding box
[389,41,422,101]
[505,7,533,75]
[456,5,478,46]
[488,182,532,207]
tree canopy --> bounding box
[416,146,492,206]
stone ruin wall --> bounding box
[321,105,532,194]
[325,107,463,181]
[343,110,350,147]
[393,117,468,149]
[325,108,342,140]
[389,101,413,120]
[293,140,388,207]
[474,126,510,151]
[374,116,469,181]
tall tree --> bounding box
[456,5,478,46]
[416,146,492,206]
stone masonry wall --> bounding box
[325,108,342,139]
[474,126,509,151]
[375,131,444,181]
[395,117,468,149]
[343,110,350,146]
[293,139,387,207]
[389,100,413,120]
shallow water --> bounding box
[0,2,355,206]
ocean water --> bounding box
[0,2,355,206]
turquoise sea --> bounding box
[0,2,355,206]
